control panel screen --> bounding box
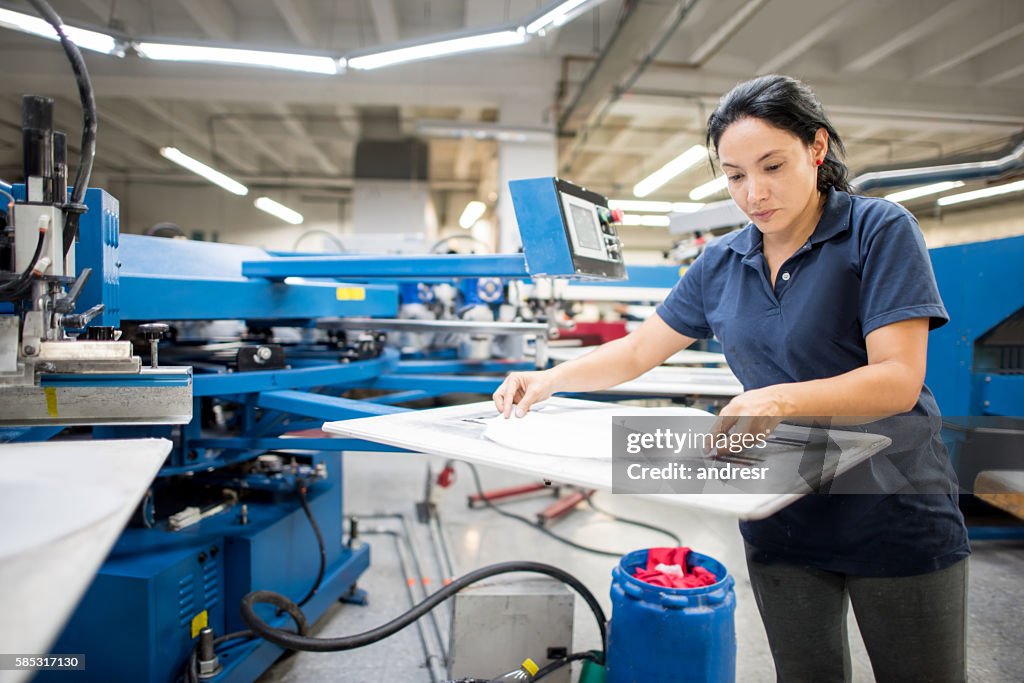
[569,203,602,250]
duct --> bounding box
[669,134,1024,234]
[851,134,1024,192]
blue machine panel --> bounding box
[116,236,398,321]
[74,187,121,327]
[509,177,626,280]
[927,235,1024,416]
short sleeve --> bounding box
[860,213,948,337]
[655,255,712,339]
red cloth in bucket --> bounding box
[632,547,718,588]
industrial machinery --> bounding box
[2,106,628,682]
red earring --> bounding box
[815,159,823,166]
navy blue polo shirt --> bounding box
[656,189,969,576]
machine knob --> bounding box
[138,323,170,369]
[138,323,169,341]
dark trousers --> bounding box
[745,547,968,682]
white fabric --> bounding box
[482,405,711,459]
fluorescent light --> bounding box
[622,214,671,227]
[136,42,338,74]
[608,199,673,212]
[0,8,119,54]
[884,181,965,203]
[526,0,591,33]
[160,147,248,196]
[255,197,304,225]
[633,145,708,198]
[672,202,705,213]
[937,179,1024,206]
[459,200,487,229]
[689,174,728,200]
[348,30,527,70]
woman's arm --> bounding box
[721,317,929,427]
[494,313,695,417]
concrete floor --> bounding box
[259,450,1024,683]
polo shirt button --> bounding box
[781,272,790,281]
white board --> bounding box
[324,398,890,521]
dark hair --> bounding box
[705,75,850,193]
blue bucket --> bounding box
[605,548,736,683]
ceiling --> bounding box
[0,0,1021,221]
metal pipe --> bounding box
[317,318,549,336]
[358,513,450,664]
[361,527,446,683]
[851,135,1024,192]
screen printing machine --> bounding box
[2,27,1021,682]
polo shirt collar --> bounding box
[728,188,853,256]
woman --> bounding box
[493,75,969,682]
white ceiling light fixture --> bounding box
[348,29,527,70]
[884,181,965,203]
[633,145,709,198]
[672,202,705,213]
[0,7,120,55]
[135,42,339,75]
[621,214,671,227]
[689,174,729,201]
[526,0,593,34]
[608,199,673,213]
[255,197,304,225]
[936,179,1024,207]
[159,147,248,196]
[459,201,487,229]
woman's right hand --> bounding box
[492,370,557,418]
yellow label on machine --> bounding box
[336,286,366,301]
[44,387,58,417]
[191,610,208,639]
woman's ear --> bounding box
[812,127,830,163]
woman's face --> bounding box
[716,117,828,237]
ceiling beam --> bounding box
[687,0,769,65]
[367,0,399,44]
[839,0,975,73]
[272,0,318,47]
[910,5,1024,80]
[175,0,236,42]
[206,104,294,172]
[76,0,112,24]
[132,99,260,174]
[270,103,341,175]
[977,38,1024,86]
[756,0,872,75]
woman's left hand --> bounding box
[711,386,790,452]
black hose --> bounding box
[25,0,97,256]
[296,485,326,607]
[535,651,601,681]
[240,561,607,662]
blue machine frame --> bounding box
[25,177,627,682]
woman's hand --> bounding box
[712,385,791,449]
[492,370,557,418]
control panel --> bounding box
[509,177,626,280]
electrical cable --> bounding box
[240,561,607,661]
[534,651,601,681]
[295,483,326,607]
[465,463,680,558]
[584,495,682,546]
[25,0,97,256]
